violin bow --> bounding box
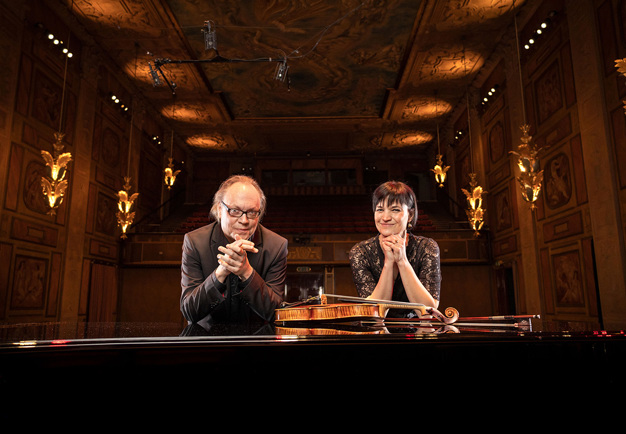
[323,294,460,325]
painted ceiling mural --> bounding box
[58,0,522,155]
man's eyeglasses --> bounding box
[221,201,261,219]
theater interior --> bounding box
[1,0,625,413]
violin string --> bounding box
[280,295,323,308]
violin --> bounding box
[274,294,459,325]
[274,302,382,324]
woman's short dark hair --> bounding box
[372,181,418,229]
[210,175,266,222]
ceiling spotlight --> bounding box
[148,61,161,86]
[202,20,217,51]
[274,60,289,82]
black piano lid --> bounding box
[0,320,624,419]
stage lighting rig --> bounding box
[147,20,290,94]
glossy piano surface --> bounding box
[1,319,625,417]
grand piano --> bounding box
[1,305,624,418]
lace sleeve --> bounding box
[415,237,441,302]
[348,242,378,298]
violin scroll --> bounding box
[426,306,460,324]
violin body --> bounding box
[275,298,460,326]
[274,303,383,324]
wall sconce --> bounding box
[164,157,181,190]
[41,26,72,216]
[117,176,138,239]
[432,154,449,188]
[510,4,543,211]
[510,125,543,210]
[430,93,449,188]
[117,46,140,239]
[41,132,72,215]
[462,173,486,237]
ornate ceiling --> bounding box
[55,0,526,157]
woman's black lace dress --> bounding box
[348,233,441,318]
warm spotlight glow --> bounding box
[402,96,453,120]
[186,134,228,150]
[391,131,432,147]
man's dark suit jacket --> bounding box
[180,221,288,323]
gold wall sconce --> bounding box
[462,172,486,237]
[41,132,72,216]
[117,176,138,239]
[510,125,543,210]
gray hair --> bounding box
[210,175,266,222]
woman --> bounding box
[349,181,441,318]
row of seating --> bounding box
[175,195,437,234]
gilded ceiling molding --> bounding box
[436,0,518,30]
[401,95,454,121]
[390,130,433,148]
[186,133,230,150]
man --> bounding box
[180,175,288,324]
